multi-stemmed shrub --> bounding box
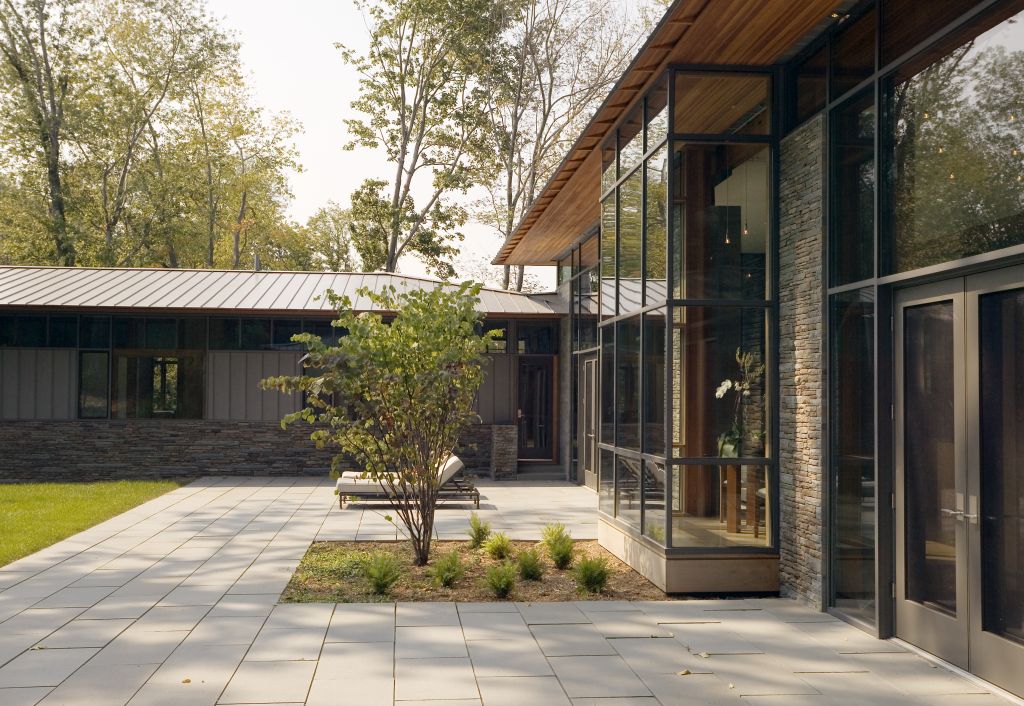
[573,557,610,594]
[362,552,402,595]
[467,512,491,549]
[541,523,574,569]
[516,547,544,580]
[485,562,516,598]
[428,550,465,588]
[483,532,513,560]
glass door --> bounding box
[894,280,969,668]
[895,267,1024,697]
[577,352,598,489]
[965,266,1024,697]
[517,357,554,460]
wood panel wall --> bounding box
[0,349,76,420]
[206,350,303,421]
[476,354,516,425]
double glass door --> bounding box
[895,267,1024,696]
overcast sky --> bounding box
[203,0,551,287]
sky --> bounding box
[203,0,552,288]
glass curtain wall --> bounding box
[599,68,776,551]
[792,0,1024,627]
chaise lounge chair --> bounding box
[335,454,480,509]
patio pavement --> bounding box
[0,477,1010,705]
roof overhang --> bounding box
[494,0,845,266]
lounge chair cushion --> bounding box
[336,454,465,495]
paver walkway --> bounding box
[0,477,1009,705]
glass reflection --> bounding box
[643,460,667,543]
[672,464,770,547]
[831,91,875,287]
[618,171,643,314]
[887,7,1024,273]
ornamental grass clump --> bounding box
[516,547,544,580]
[363,552,402,595]
[573,556,610,594]
[427,550,465,588]
[467,512,491,549]
[483,532,512,560]
[542,523,575,569]
[485,562,516,599]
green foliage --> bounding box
[483,532,512,560]
[573,556,610,594]
[264,283,497,566]
[516,547,544,581]
[362,552,402,595]
[338,0,509,276]
[546,534,575,570]
[540,522,570,546]
[484,562,516,599]
[466,512,491,549]
[428,550,465,588]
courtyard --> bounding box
[0,477,1008,705]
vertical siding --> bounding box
[0,349,75,420]
[206,350,302,421]
[476,354,516,424]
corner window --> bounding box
[111,353,203,419]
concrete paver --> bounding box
[0,477,1008,705]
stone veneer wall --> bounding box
[777,113,825,608]
[0,421,506,482]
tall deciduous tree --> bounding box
[479,0,651,290]
[340,0,509,277]
[0,0,93,265]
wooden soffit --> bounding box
[494,0,844,266]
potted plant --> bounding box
[715,348,766,457]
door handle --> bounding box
[962,513,978,524]
[940,508,963,518]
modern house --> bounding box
[0,267,565,481]
[492,0,1024,697]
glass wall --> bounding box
[598,67,775,551]
[790,0,1024,627]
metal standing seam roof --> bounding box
[0,267,566,316]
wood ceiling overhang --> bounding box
[494,0,844,267]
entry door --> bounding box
[895,267,1024,696]
[577,353,598,489]
[517,357,554,460]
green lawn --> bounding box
[0,480,183,567]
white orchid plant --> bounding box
[715,348,766,456]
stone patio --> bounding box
[0,477,1009,705]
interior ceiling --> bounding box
[494,0,845,266]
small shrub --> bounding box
[485,562,516,599]
[573,556,610,594]
[541,522,569,547]
[516,547,544,581]
[467,512,492,549]
[362,552,401,595]
[428,550,465,588]
[546,533,575,570]
[483,532,513,560]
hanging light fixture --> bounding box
[723,166,732,246]
[742,158,750,238]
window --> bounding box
[616,456,641,529]
[484,321,508,353]
[794,43,827,124]
[517,322,557,354]
[78,352,109,419]
[885,4,1024,274]
[272,319,302,348]
[15,316,45,347]
[619,105,644,175]
[601,195,616,317]
[829,289,876,623]
[643,460,667,543]
[615,318,640,451]
[618,171,642,313]
[240,319,271,349]
[831,8,876,99]
[645,146,669,306]
[601,137,616,195]
[0,314,76,347]
[210,318,240,349]
[178,318,206,350]
[111,353,203,419]
[643,309,666,453]
[671,464,770,548]
[79,316,110,349]
[674,73,770,135]
[305,319,336,346]
[48,316,77,347]
[646,76,669,150]
[831,90,875,286]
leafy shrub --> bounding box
[483,532,513,560]
[485,562,516,599]
[573,556,610,594]
[467,512,492,549]
[546,533,575,570]
[516,547,544,580]
[362,552,402,595]
[541,522,569,547]
[428,550,465,588]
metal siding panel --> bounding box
[0,350,13,419]
[260,353,275,421]
[229,351,247,420]
[151,270,206,308]
[79,270,142,308]
[212,352,231,420]
[4,267,79,305]
[61,348,75,419]
[36,350,52,418]
[17,350,35,418]
[254,273,294,310]
[178,271,229,308]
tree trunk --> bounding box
[233,190,247,268]
[45,145,72,265]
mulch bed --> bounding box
[281,539,667,603]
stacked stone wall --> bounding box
[0,420,505,482]
[778,114,826,608]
